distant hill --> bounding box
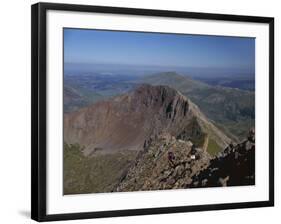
[140,72,255,140]
[142,72,208,93]
[193,75,255,91]
[63,85,105,113]
[64,74,138,113]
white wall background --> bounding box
[0,0,279,223]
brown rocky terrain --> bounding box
[115,133,211,192]
[115,130,255,192]
[64,84,231,156]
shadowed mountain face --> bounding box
[64,84,231,156]
[188,129,255,187]
[140,72,255,140]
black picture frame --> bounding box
[31,2,274,222]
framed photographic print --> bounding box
[31,2,274,222]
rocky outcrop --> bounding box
[188,129,255,187]
[115,129,255,192]
[116,133,211,192]
[64,84,231,155]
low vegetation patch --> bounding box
[63,143,137,194]
[207,138,221,156]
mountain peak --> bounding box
[133,83,184,101]
[145,71,186,80]
[140,72,208,94]
[64,85,231,156]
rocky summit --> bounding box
[115,133,211,192]
[116,129,255,192]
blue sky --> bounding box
[64,28,255,72]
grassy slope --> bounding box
[63,143,137,194]
[207,138,221,156]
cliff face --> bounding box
[64,84,231,155]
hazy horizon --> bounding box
[64,28,255,78]
[64,62,254,79]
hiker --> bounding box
[191,144,197,154]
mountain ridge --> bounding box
[64,84,231,156]
[138,72,254,140]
